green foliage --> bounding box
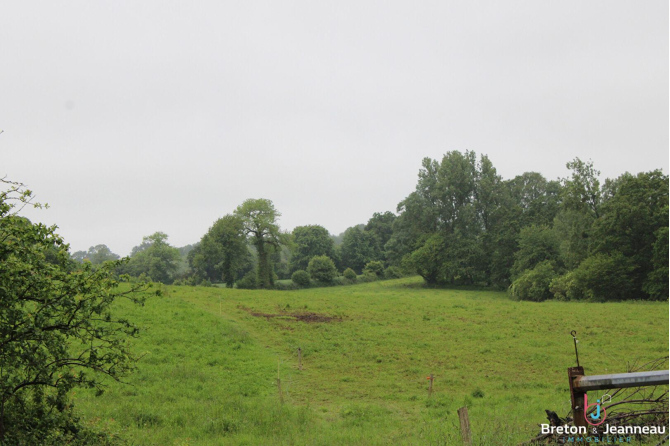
[124,232,181,284]
[509,260,557,301]
[561,158,602,217]
[189,215,249,287]
[364,211,396,261]
[343,267,357,282]
[405,234,446,285]
[291,270,311,288]
[339,226,380,274]
[0,180,149,443]
[71,244,120,265]
[234,199,285,289]
[363,261,384,279]
[508,172,562,227]
[644,225,669,300]
[549,271,583,301]
[511,225,561,279]
[569,252,637,301]
[553,209,593,269]
[235,269,257,289]
[307,255,338,284]
[398,151,504,286]
[289,225,335,273]
[590,171,669,299]
[384,266,403,279]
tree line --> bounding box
[75,151,668,301]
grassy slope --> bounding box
[75,277,668,445]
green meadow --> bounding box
[75,277,668,445]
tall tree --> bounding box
[234,199,284,289]
[189,215,250,287]
[589,170,669,299]
[339,226,379,274]
[364,211,396,261]
[289,225,335,273]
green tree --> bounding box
[289,225,335,273]
[189,215,249,287]
[234,199,284,289]
[307,255,338,284]
[125,232,181,284]
[562,158,602,218]
[339,226,378,274]
[71,244,120,265]
[644,224,669,299]
[364,212,396,260]
[589,170,669,299]
[405,233,446,285]
[0,180,151,443]
[511,225,561,279]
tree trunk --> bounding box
[256,239,272,289]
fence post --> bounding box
[427,373,434,397]
[277,360,284,404]
[298,347,302,371]
[457,406,473,446]
[568,366,586,429]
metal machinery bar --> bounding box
[574,370,669,392]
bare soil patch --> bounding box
[239,306,342,323]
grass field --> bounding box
[74,277,669,445]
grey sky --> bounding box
[2,1,667,256]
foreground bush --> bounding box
[291,270,311,287]
[236,270,257,289]
[509,260,556,301]
[307,255,338,284]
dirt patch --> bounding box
[240,306,342,323]
[292,312,341,323]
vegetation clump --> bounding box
[343,267,357,282]
[291,269,311,287]
[307,255,338,284]
[0,180,151,444]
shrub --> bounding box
[275,281,298,291]
[571,252,636,301]
[361,271,378,282]
[550,271,583,301]
[291,270,311,287]
[384,266,403,279]
[363,261,385,279]
[307,255,338,284]
[509,260,556,301]
[343,268,357,282]
[235,270,257,289]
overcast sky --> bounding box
[2,1,667,256]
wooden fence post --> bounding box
[298,347,302,371]
[457,406,473,446]
[277,360,284,404]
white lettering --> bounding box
[540,424,587,435]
